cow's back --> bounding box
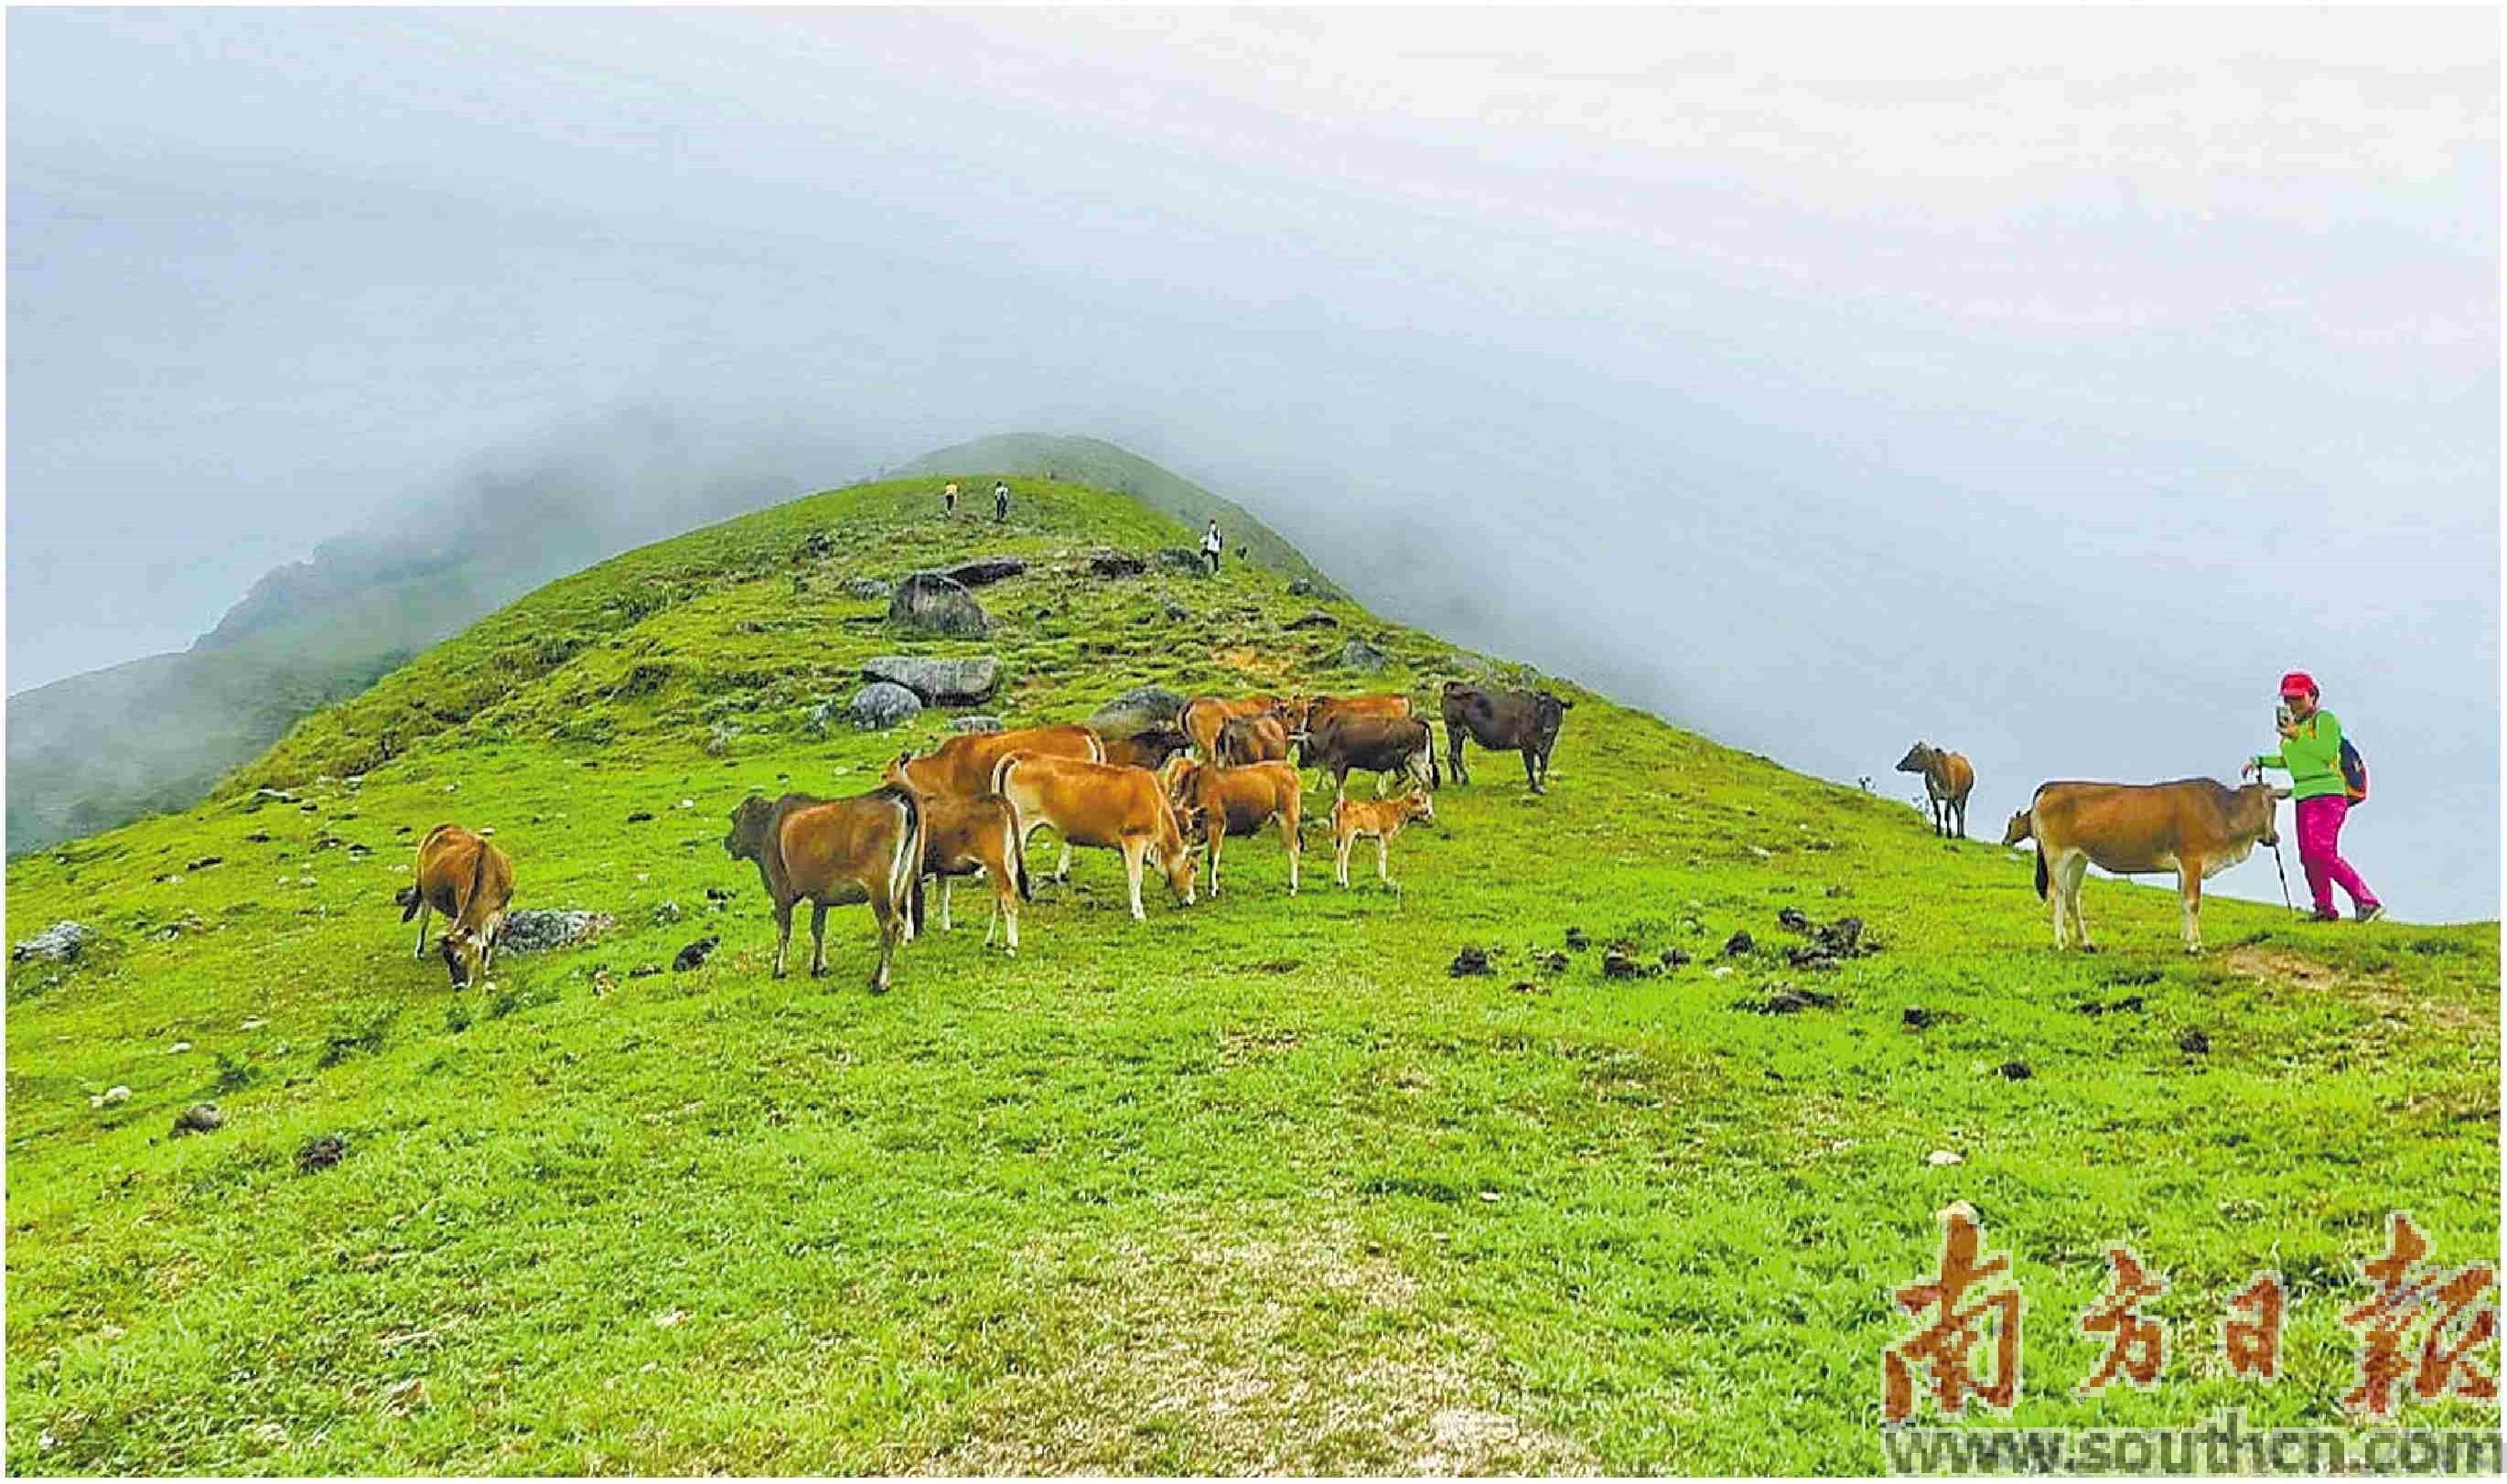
[922,725,1100,794]
[2032,780,2222,874]
[415,824,484,916]
[775,790,912,898]
[999,756,1171,848]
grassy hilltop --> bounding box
[5,477,2496,1474]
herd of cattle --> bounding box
[397,682,1573,993]
[398,661,2310,990]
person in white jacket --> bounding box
[1200,520,1224,576]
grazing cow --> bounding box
[1098,727,1193,772]
[897,724,1103,877]
[1331,789,1436,889]
[1218,712,1291,766]
[1181,694,1286,759]
[2020,779,2285,953]
[1302,711,1438,800]
[1897,741,1976,838]
[1439,682,1571,793]
[1163,758,1303,897]
[396,823,514,989]
[722,788,924,989]
[991,754,1197,919]
[2001,810,2034,846]
[883,756,1031,953]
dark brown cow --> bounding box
[396,823,514,989]
[1098,727,1193,772]
[1440,682,1571,793]
[1897,741,1976,838]
[1162,757,1303,897]
[1181,694,1286,759]
[898,724,1103,877]
[2020,779,2284,953]
[1301,711,1438,800]
[1218,712,1291,766]
[884,756,1031,953]
[991,754,1197,919]
[722,788,924,989]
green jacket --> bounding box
[2255,709,2349,801]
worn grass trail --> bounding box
[6,480,2496,1473]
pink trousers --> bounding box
[2295,794,2377,916]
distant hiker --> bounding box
[993,480,1011,522]
[1200,519,1224,575]
[2244,671,2383,922]
[942,481,959,517]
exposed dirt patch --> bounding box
[2223,947,2482,1031]
[913,1219,1592,1475]
[1217,647,1292,684]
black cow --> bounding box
[1300,711,1438,800]
[1441,682,1572,793]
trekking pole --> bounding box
[2270,834,2297,915]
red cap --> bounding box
[2279,671,2318,698]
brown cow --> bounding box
[1330,789,1436,889]
[1163,758,1303,897]
[722,788,924,989]
[1181,694,1286,758]
[1099,727,1193,772]
[2020,779,2284,953]
[396,823,514,989]
[1440,682,1571,793]
[1301,710,1438,800]
[1897,741,1976,838]
[884,755,1030,953]
[898,724,1103,877]
[1218,712,1291,766]
[991,754,1197,919]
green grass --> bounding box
[5,479,2496,1473]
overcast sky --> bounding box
[8,8,2497,919]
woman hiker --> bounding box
[2244,670,2384,923]
[1200,519,1224,575]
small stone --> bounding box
[171,1103,224,1136]
[1926,1149,1964,1167]
[11,920,96,963]
[242,1018,267,1031]
[1777,908,1811,931]
[2177,1029,2211,1055]
[168,1042,192,1055]
[1563,928,1590,951]
[1536,950,1569,973]
[1997,1060,2033,1081]
[297,1134,347,1173]
[1659,947,1692,969]
[672,936,720,973]
[627,811,655,823]
[91,1085,132,1109]
[952,715,1005,734]
[1447,945,1494,977]
[1903,1006,1936,1030]
[1722,930,1755,957]
[848,681,923,731]
[1340,637,1390,672]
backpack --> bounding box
[2339,736,2369,806]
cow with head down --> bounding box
[396,823,513,990]
[1440,682,1572,793]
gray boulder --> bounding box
[1085,549,1146,578]
[1086,684,1186,740]
[953,715,1006,734]
[501,909,617,954]
[861,655,1002,706]
[1341,638,1391,672]
[944,556,1027,588]
[12,921,95,963]
[888,573,987,636]
[843,576,893,601]
[1152,547,1204,575]
[1286,610,1339,630]
[851,682,923,730]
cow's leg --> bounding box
[868,888,898,995]
[1447,726,1469,785]
[2061,855,2095,952]
[412,902,433,959]
[1280,812,1300,896]
[771,899,795,979]
[1376,835,1393,888]
[1122,837,1148,920]
[1954,795,1969,840]
[1208,827,1225,898]
[1055,840,1073,882]
[1335,833,1354,888]
[808,901,831,977]
[1333,766,1350,804]
[940,876,954,932]
[1522,747,1542,794]
[995,870,1018,953]
[2179,861,2204,954]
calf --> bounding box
[1302,711,1439,799]
[991,753,1197,919]
[2021,779,2284,953]
[898,724,1103,877]
[722,788,924,989]
[1164,758,1303,897]
[1181,694,1286,759]
[884,756,1031,953]
[1218,712,1291,766]
[1331,789,1436,889]
[1440,682,1571,793]
[1099,726,1192,772]
[396,823,514,989]
[1898,741,1976,838]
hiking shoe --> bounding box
[2357,903,2388,924]
[2307,909,2341,923]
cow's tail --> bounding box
[1425,724,1441,790]
[889,790,925,936]
[1083,728,1106,764]
[460,837,490,925]
[1005,802,1033,901]
[2034,844,2049,901]
[990,750,1023,798]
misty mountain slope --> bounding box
[5,476,2494,1473]
[894,432,1333,587]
